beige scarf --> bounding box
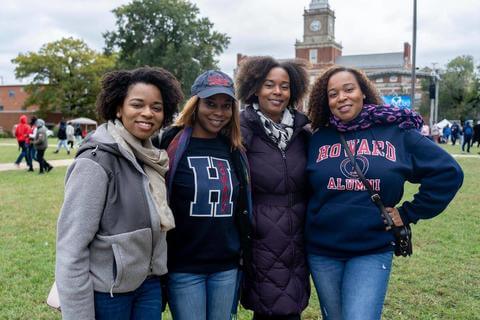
[107,120,175,231]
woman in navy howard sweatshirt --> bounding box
[305,66,463,320]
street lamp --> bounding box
[410,0,417,108]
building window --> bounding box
[309,49,317,64]
[389,76,398,82]
[0,105,3,111]
[375,78,384,83]
[8,90,15,98]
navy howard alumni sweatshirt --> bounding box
[305,125,463,258]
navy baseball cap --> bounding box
[191,70,236,100]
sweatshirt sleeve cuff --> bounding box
[397,206,412,225]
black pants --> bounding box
[36,149,52,173]
[253,313,301,320]
[462,136,472,152]
[451,135,458,145]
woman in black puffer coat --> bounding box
[236,56,310,320]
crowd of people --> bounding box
[421,120,480,153]
[12,117,88,173]
[13,115,53,174]
[50,63,463,320]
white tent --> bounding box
[69,117,97,126]
[436,119,452,130]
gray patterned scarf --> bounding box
[252,103,295,151]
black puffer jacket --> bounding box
[240,106,310,316]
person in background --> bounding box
[14,114,33,171]
[431,123,440,143]
[305,65,463,320]
[32,119,53,174]
[420,124,431,139]
[74,123,83,147]
[66,122,75,150]
[472,120,480,148]
[55,66,183,319]
[462,120,473,153]
[235,56,311,320]
[28,116,38,166]
[54,120,70,154]
[451,122,460,146]
[157,70,252,320]
[442,124,451,144]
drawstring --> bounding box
[109,283,114,298]
[91,145,99,156]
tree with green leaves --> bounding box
[104,0,230,96]
[464,65,480,120]
[438,55,478,120]
[12,37,116,119]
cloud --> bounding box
[0,0,479,84]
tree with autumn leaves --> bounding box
[12,0,229,118]
[12,38,115,118]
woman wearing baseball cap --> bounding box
[157,70,251,320]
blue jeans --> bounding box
[168,268,238,320]
[94,276,162,320]
[308,251,393,320]
[56,139,70,152]
[28,143,37,161]
[15,141,32,168]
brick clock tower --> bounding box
[295,0,342,69]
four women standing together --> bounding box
[56,61,463,320]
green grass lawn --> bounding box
[439,141,480,155]
[0,154,478,319]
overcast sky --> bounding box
[1,0,479,85]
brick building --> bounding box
[237,0,432,110]
[0,84,62,134]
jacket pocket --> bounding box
[90,228,153,293]
[111,243,125,289]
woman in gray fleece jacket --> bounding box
[55,67,183,319]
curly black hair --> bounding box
[96,66,184,126]
[308,65,382,130]
[235,56,309,107]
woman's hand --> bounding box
[384,207,404,229]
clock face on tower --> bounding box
[310,19,321,32]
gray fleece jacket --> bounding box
[55,124,168,319]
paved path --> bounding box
[0,159,74,172]
[452,154,480,158]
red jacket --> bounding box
[15,115,32,143]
